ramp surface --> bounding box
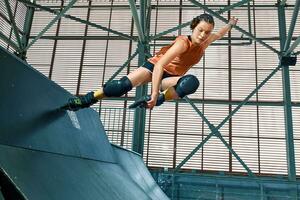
[113,145,170,199]
[0,47,114,163]
[0,46,169,200]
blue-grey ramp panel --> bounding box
[0,45,114,163]
[113,145,170,200]
[0,45,169,199]
[0,144,152,200]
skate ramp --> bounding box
[113,145,170,199]
[0,46,169,200]
[0,46,114,163]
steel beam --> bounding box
[24,0,78,51]
[175,97,255,177]
[0,32,20,51]
[150,21,191,41]
[132,43,148,154]
[17,0,134,45]
[27,35,274,42]
[286,36,300,55]
[140,1,146,34]
[131,0,150,154]
[277,1,287,58]
[27,35,138,40]
[106,49,139,83]
[128,0,145,42]
[145,0,152,37]
[280,0,288,5]
[4,0,23,50]
[0,12,24,35]
[20,0,133,40]
[25,4,295,9]
[151,0,253,43]
[283,0,300,52]
[20,0,35,58]
[132,53,148,155]
[215,65,281,135]
[176,64,282,171]
[188,0,280,54]
[22,1,35,47]
[278,2,296,182]
[218,0,252,14]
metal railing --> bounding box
[95,106,135,150]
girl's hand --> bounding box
[147,93,159,109]
[229,16,238,26]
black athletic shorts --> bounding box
[141,61,176,79]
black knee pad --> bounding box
[175,74,200,98]
[103,76,133,97]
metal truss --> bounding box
[1,0,299,183]
[173,0,299,183]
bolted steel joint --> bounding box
[280,54,297,66]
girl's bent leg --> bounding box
[129,75,200,109]
[129,76,181,109]
[161,75,200,101]
[95,67,152,99]
[65,67,152,111]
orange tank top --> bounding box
[148,35,209,76]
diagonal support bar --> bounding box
[106,48,139,83]
[175,129,215,171]
[283,0,300,52]
[4,0,23,50]
[176,64,282,171]
[140,1,146,34]
[18,0,134,42]
[128,0,145,42]
[188,0,280,54]
[280,0,288,5]
[286,36,300,55]
[175,97,255,177]
[0,31,20,51]
[150,21,191,41]
[151,1,253,42]
[218,0,252,14]
[216,132,255,177]
[24,0,78,51]
[214,65,281,133]
[144,0,152,38]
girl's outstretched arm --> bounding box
[207,16,238,44]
